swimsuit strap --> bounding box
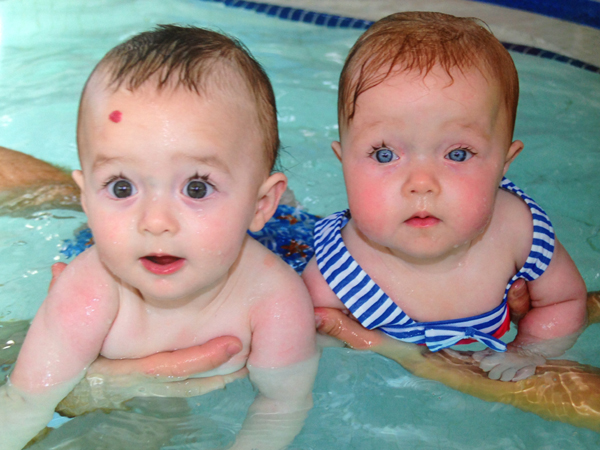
[314,178,554,353]
[499,177,555,298]
[314,211,508,352]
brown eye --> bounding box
[185,180,212,199]
[109,179,135,198]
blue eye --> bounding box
[108,179,136,198]
[446,149,473,162]
[373,148,397,163]
[184,179,214,199]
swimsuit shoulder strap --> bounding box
[500,177,555,296]
[313,210,414,329]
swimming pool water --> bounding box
[0,0,599,448]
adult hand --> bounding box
[314,292,600,434]
[49,263,247,416]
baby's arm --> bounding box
[230,274,319,450]
[0,248,118,449]
[477,238,587,381]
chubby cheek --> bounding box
[88,215,133,269]
[346,173,395,238]
[451,181,497,236]
[87,212,123,247]
[184,210,248,266]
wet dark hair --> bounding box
[84,24,279,170]
[339,12,519,136]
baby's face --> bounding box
[335,66,523,262]
[75,79,271,304]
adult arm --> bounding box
[0,146,80,213]
[314,289,600,434]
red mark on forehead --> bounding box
[109,110,122,123]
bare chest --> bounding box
[100,294,252,362]
[354,245,518,323]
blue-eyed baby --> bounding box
[303,12,587,382]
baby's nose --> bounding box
[402,165,441,196]
[138,196,180,235]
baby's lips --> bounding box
[144,254,181,265]
[140,254,185,275]
[404,214,440,227]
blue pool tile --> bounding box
[339,17,353,28]
[326,15,342,27]
[302,11,316,24]
[266,5,281,16]
[290,9,303,21]
[315,14,328,26]
[196,0,599,76]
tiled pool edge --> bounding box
[197,0,600,75]
[472,0,600,31]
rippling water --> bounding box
[0,0,599,448]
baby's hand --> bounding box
[472,347,545,382]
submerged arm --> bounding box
[0,249,118,449]
[230,277,319,450]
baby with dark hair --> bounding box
[1,25,318,450]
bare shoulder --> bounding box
[495,188,533,226]
[12,247,120,389]
[244,236,306,285]
[45,246,119,323]
[242,238,317,367]
[491,188,535,263]
[236,238,314,318]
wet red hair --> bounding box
[339,12,519,136]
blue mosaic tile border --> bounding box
[197,0,374,28]
[502,43,600,74]
[196,0,600,75]
[473,0,600,30]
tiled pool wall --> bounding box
[197,0,600,74]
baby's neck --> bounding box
[121,273,232,312]
[350,221,481,275]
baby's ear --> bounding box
[249,172,288,232]
[331,141,342,162]
[72,170,88,213]
[503,140,524,174]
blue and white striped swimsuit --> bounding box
[314,178,555,353]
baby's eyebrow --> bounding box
[176,154,231,175]
[92,155,129,170]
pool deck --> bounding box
[271,0,600,67]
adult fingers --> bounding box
[88,336,244,379]
[130,367,249,398]
[315,307,383,350]
[507,278,531,324]
[49,262,68,292]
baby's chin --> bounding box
[384,237,478,265]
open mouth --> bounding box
[140,254,185,275]
[405,214,440,228]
